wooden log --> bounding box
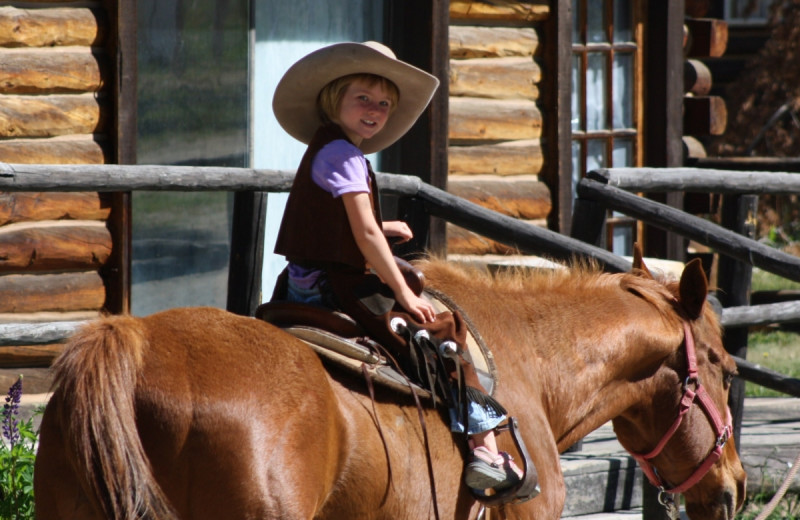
[450,57,540,100]
[684,95,727,136]
[449,26,539,58]
[0,93,105,137]
[447,220,546,255]
[684,59,712,95]
[0,271,105,313]
[0,162,296,191]
[0,192,110,225]
[722,301,800,328]
[0,47,105,93]
[449,139,543,176]
[0,135,107,164]
[686,18,728,58]
[413,181,631,272]
[589,167,800,194]
[0,311,99,324]
[686,0,711,18]
[449,97,542,142]
[682,135,707,159]
[447,222,517,255]
[0,319,83,345]
[447,174,551,219]
[734,355,800,398]
[577,177,800,282]
[0,6,104,47]
[0,221,111,272]
[449,0,549,22]
[0,344,63,368]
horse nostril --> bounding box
[723,490,735,519]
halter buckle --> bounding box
[716,425,732,448]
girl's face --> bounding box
[335,79,393,147]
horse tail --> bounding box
[52,315,176,520]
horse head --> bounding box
[612,247,747,520]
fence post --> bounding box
[716,194,758,449]
[570,197,606,247]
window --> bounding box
[571,0,641,254]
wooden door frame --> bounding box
[103,0,137,315]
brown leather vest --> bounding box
[274,124,383,271]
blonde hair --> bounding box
[317,73,400,123]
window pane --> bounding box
[613,0,633,42]
[612,52,633,129]
[571,54,583,131]
[572,140,583,199]
[612,138,633,167]
[587,0,607,43]
[587,139,606,173]
[573,0,582,44]
[135,0,248,315]
[586,52,607,131]
[612,225,633,255]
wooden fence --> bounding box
[2,162,798,399]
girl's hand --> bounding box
[382,220,413,244]
[396,287,436,323]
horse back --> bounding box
[35,307,350,520]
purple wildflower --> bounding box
[2,376,22,447]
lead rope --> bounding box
[754,449,800,520]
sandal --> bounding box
[464,447,523,490]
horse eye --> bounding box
[723,372,734,387]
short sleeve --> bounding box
[311,140,371,197]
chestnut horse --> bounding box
[34,255,746,519]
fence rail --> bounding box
[3,163,800,398]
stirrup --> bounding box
[469,417,541,506]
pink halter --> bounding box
[627,322,733,495]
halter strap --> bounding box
[627,321,732,495]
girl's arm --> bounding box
[342,192,436,323]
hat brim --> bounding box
[272,42,440,155]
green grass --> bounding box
[745,268,800,398]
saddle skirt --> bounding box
[255,291,498,399]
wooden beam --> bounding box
[0,6,104,47]
[0,47,105,93]
[0,93,106,138]
[0,135,107,164]
[684,59,712,95]
[686,17,728,58]
[577,177,800,282]
[0,344,64,368]
[643,0,686,263]
[0,192,110,225]
[447,175,551,219]
[449,97,542,141]
[448,140,543,176]
[449,56,540,100]
[449,0,549,22]
[0,271,105,313]
[449,26,539,58]
[684,95,727,136]
[0,221,111,272]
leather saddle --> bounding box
[255,259,540,506]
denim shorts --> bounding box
[449,400,506,435]
[286,278,325,307]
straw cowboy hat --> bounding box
[272,41,440,155]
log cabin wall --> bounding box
[0,1,115,392]
[446,1,552,255]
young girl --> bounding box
[271,41,524,493]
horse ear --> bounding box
[631,242,654,279]
[679,258,708,319]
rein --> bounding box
[627,321,733,508]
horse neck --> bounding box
[448,273,683,452]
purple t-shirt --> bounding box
[288,139,370,290]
